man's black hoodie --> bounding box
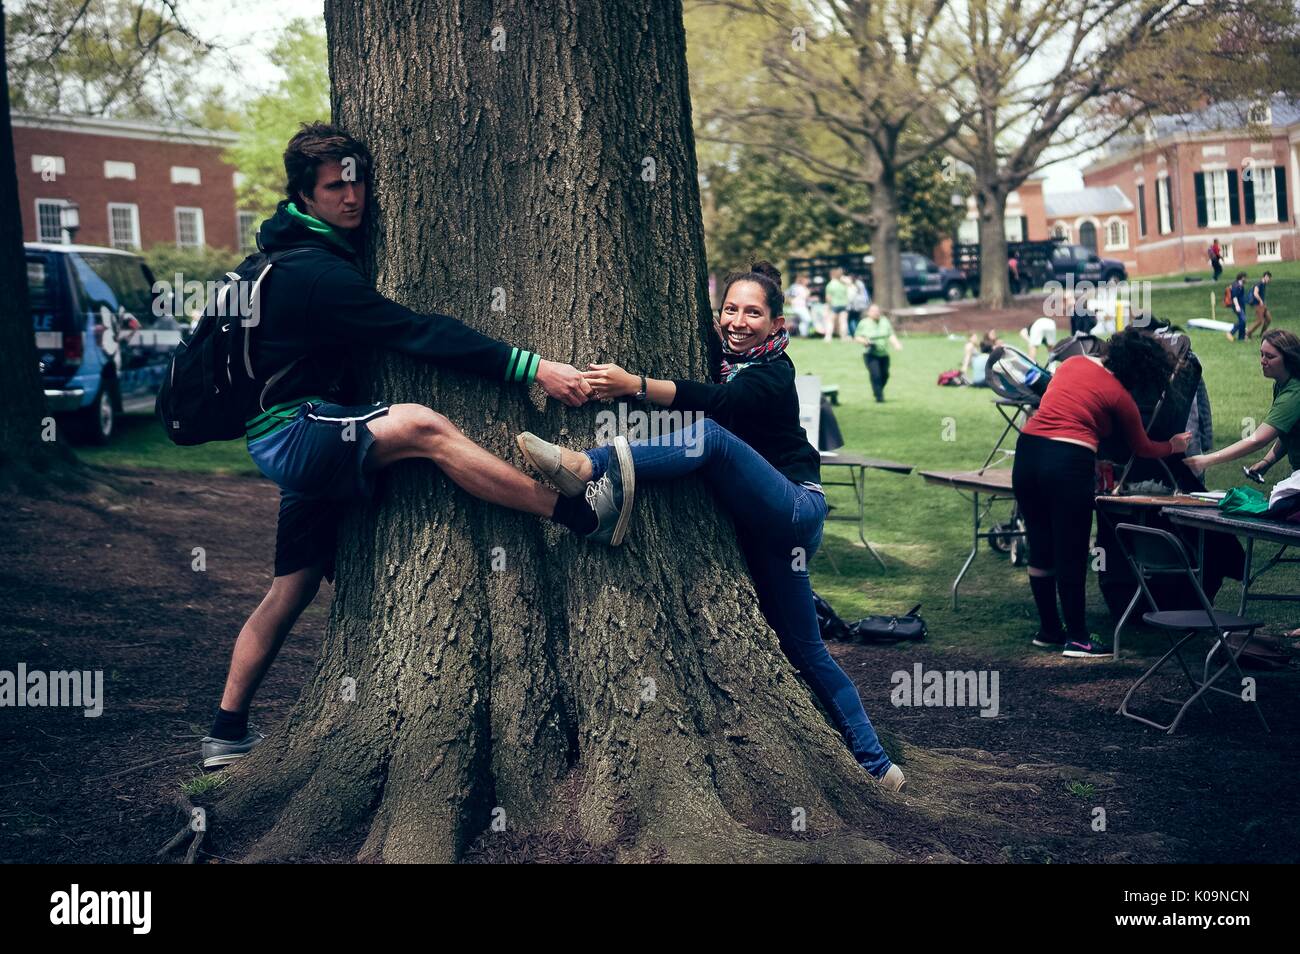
[245,201,539,427]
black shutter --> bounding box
[1194,172,1207,228]
[1277,166,1289,223]
[1137,184,1147,236]
[1228,169,1240,225]
[1020,215,1029,241]
[1244,171,1256,224]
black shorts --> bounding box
[247,400,390,580]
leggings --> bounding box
[1011,432,1096,638]
[586,417,893,777]
[864,352,890,401]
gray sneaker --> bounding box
[585,435,635,546]
[516,431,587,497]
[201,728,265,770]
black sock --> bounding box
[1029,574,1063,635]
[1057,573,1089,639]
[210,706,248,742]
[551,494,597,536]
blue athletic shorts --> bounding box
[247,400,390,579]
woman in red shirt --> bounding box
[1012,329,1191,657]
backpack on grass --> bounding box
[155,248,308,445]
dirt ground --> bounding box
[1,468,1297,864]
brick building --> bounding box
[11,111,255,254]
[1073,97,1297,276]
[951,96,1300,276]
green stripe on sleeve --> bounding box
[525,352,540,383]
[504,347,520,382]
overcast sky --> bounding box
[178,0,1085,193]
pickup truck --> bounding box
[955,239,1127,293]
[28,242,182,444]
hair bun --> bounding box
[749,260,782,287]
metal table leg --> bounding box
[953,491,981,610]
[855,465,886,570]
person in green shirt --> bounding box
[852,304,903,402]
[823,269,850,340]
[1185,329,1300,478]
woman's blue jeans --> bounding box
[586,416,893,778]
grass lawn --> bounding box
[791,320,1296,660]
[72,276,1299,661]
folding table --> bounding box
[1163,506,1300,617]
[819,452,914,569]
[920,468,1021,609]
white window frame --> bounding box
[1257,239,1281,262]
[1104,217,1129,251]
[35,198,70,243]
[1220,242,1236,265]
[237,210,259,253]
[174,207,205,249]
[1205,169,1231,228]
[108,202,141,250]
[1004,216,1025,243]
[1252,164,1278,225]
[103,160,136,180]
[170,165,202,186]
[1051,222,1072,242]
[1156,176,1172,234]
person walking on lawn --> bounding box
[1228,271,1249,342]
[853,304,902,402]
[200,123,596,769]
[1246,271,1273,340]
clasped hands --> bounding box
[535,359,639,405]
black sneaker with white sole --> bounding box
[585,435,635,546]
[1031,631,1067,649]
[201,727,265,770]
[1062,637,1112,658]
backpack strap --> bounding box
[248,246,321,410]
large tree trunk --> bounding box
[213,0,904,863]
[869,171,907,313]
[0,3,67,484]
[975,177,1011,309]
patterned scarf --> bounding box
[719,329,789,382]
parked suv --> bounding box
[900,252,968,303]
[27,243,181,444]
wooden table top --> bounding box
[920,468,1016,492]
[819,451,914,474]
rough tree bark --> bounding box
[868,170,907,313]
[0,2,73,486]
[212,0,911,863]
[974,176,1011,309]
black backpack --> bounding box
[156,248,308,445]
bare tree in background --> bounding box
[943,0,1300,307]
[692,0,968,312]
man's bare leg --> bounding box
[365,403,558,517]
[219,564,325,714]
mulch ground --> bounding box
[1,467,1296,863]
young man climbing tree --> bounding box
[200,123,602,769]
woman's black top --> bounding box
[670,353,821,485]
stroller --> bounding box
[976,345,1054,566]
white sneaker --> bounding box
[878,763,906,792]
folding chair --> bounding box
[1114,523,1269,734]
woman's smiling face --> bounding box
[720,280,783,353]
